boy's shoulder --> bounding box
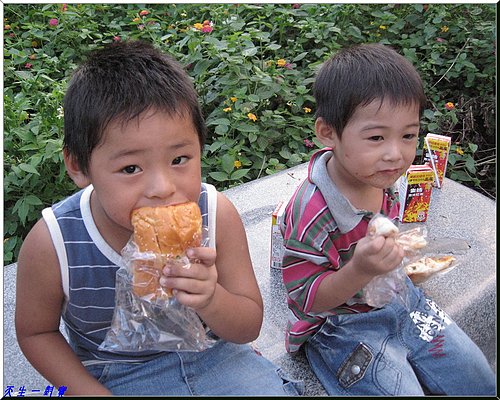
[49,187,88,218]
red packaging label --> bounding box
[399,165,434,223]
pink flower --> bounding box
[49,18,58,26]
[304,139,315,148]
[201,25,213,33]
[436,37,445,43]
[25,63,33,69]
[445,102,455,110]
[139,10,150,16]
[113,36,121,42]
[61,4,67,12]
[292,4,301,9]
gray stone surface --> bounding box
[3,162,496,396]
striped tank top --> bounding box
[42,183,217,365]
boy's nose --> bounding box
[382,143,403,162]
[145,172,176,200]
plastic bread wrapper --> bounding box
[98,226,216,353]
[360,214,468,309]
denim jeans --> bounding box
[86,339,304,396]
[305,280,495,396]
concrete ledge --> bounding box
[3,162,496,395]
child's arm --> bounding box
[310,235,404,313]
[15,219,112,395]
[161,192,263,344]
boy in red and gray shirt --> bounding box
[280,43,494,396]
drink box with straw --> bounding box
[421,133,452,189]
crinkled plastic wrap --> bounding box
[361,215,423,309]
[98,226,215,353]
[361,214,467,309]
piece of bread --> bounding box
[130,202,202,299]
[404,255,456,284]
[368,217,399,237]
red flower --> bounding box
[445,102,455,110]
[139,10,149,16]
[201,25,213,33]
[113,36,121,42]
[49,18,58,26]
[292,4,301,9]
[25,63,33,69]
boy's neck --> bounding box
[89,191,133,253]
[326,156,384,214]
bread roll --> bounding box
[130,202,202,299]
[404,255,456,284]
[368,217,399,237]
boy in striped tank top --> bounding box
[15,40,302,396]
[280,43,494,395]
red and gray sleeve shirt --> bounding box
[280,148,400,353]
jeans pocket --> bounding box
[337,342,373,388]
[276,367,305,396]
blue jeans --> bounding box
[87,339,304,396]
[305,280,495,396]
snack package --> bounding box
[270,201,286,269]
[99,202,215,353]
[361,214,467,308]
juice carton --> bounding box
[421,133,451,188]
[270,201,286,269]
[399,165,434,223]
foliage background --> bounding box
[3,3,497,263]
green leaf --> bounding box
[266,43,281,51]
[230,168,250,180]
[237,123,259,133]
[19,163,40,175]
[242,47,258,57]
[193,59,211,75]
[465,157,476,174]
[208,171,229,182]
[221,153,235,174]
[248,94,260,102]
[24,195,43,206]
[207,118,231,126]
[468,143,478,153]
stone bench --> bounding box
[3,163,496,395]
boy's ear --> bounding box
[63,149,91,188]
[315,117,338,148]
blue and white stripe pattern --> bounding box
[43,183,213,364]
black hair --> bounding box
[63,40,206,174]
[313,43,427,138]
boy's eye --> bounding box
[122,165,141,174]
[404,133,418,140]
[172,156,188,165]
[369,136,384,142]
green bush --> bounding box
[3,4,496,263]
